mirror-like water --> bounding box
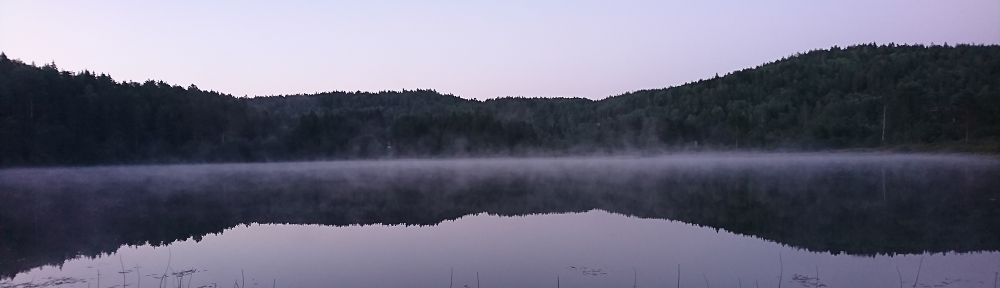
[2,154,999,287]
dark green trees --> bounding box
[2,43,998,166]
[0,55,256,165]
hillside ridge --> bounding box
[2,43,998,166]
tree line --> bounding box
[1,43,998,166]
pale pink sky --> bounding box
[1,1,998,99]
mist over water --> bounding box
[1,153,999,287]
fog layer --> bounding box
[1,154,998,279]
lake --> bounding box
[1,154,998,288]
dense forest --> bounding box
[1,43,999,166]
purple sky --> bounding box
[1,1,998,99]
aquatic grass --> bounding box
[897,266,903,288]
[778,253,783,288]
[1,263,991,288]
[632,267,637,288]
[119,255,126,288]
[159,249,171,288]
[0,276,85,288]
[136,264,141,288]
[912,257,923,288]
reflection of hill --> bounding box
[2,156,999,279]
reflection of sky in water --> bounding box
[7,210,998,288]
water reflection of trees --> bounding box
[2,158,998,279]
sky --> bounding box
[1,1,998,100]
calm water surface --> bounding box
[1,154,999,288]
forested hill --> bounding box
[1,44,999,166]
